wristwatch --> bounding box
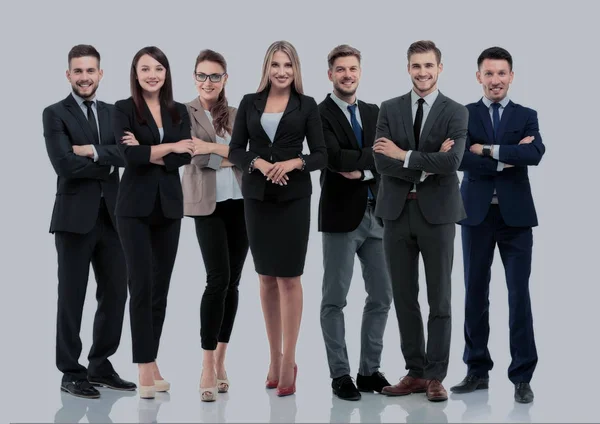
[482,145,492,157]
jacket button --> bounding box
[268,142,273,147]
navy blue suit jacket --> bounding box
[459,99,545,227]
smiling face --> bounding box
[328,55,361,101]
[135,54,166,95]
[66,56,103,100]
[477,58,514,102]
[407,51,442,97]
[194,60,227,107]
[269,50,294,90]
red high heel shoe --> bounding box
[265,376,278,389]
[276,364,297,397]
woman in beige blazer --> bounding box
[182,50,248,402]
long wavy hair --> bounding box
[130,46,180,124]
[194,49,231,137]
[257,40,304,94]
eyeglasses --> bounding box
[195,72,226,82]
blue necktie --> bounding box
[491,102,501,141]
[347,104,373,200]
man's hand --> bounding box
[470,143,484,156]
[373,137,406,160]
[338,170,362,180]
[519,136,535,145]
[73,145,94,158]
[439,138,454,153]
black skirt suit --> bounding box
[228,87,327,277]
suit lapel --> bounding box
[274,91,300,141]
[476,100,494,143]
[63,94,96,144]
[357,100,375,147]
[189,97,216,142]
[253,89,272,142]
[419,92,448,146]
[325,95,359,149]
[140,100,161,143]
[97,101,110,144]
[496,100,515,143]
[400,93,416,150]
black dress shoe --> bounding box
[88,373,137,391]
[514,382,534,403]
[61,379,101,399]
[332,375,361,401]
[449,375,489,393]
[356,371,391,393]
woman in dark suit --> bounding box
[113,46,195,399]
[181,49,249,402]
[229,40,327,397]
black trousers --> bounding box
[55,198,127,380]
[383,199,455,381]
[116,196,181,363]
[461,205,537,383]
[194,199,249,350]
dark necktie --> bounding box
[347,104,373,200]
[83,100,100,144]
[413,98,425,150]
[491,102,501,141]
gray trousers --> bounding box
[320,205,393,379]
[383,200,455,381]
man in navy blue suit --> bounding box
[450,47,545,404]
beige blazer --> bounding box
[182,97,242,216]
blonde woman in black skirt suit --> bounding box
[229,40,327,397]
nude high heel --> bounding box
[199,369,217,402]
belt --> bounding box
[406,192,417,200]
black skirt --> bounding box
[244,195,310,277]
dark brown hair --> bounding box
[478,47,513,71]
[68,44,100,68]
[327,44,361,69]
[129,46,180,125]
[194,50,231,137]
[407,40,442,64]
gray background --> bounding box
[1,0,598,422]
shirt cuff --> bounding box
[497,161,505,172]
[91,145,99,162]
[363,170,374,181]
[420,171,428,182]
[403,150,412,168]
[492,145,500,160]
[110,166,114,174]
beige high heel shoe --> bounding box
[199,370,217,402]
[217,376,229,393]
[154,379,170,392]
[139,385,156,399]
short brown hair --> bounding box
[327,44,361,69]
[68,44,100,68]
[407,40,441,64]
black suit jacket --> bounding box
[43,94,124,234]
[317,94,380,233]
[229,88,327,201]
[113,97,192,219]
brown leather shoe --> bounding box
[381,375,428,396]
[426,379,448,402]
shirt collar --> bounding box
[330,91,358,111]
[71,91,97,107]
[411,88,439,107]
[481,95,510,109]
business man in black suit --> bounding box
[373,40,468,402]
[450,47,545,404]
[317,45,392,401]
[43,45,136,398]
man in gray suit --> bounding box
[373,40,468,402]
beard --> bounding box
[72,82,98,100]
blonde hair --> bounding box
[257,41,304,94]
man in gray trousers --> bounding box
[373,40,468,402]
[318,44,393,401]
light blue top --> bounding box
[260,112,283,142]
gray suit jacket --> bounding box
[182,98,242,216]
[374,90,468,224]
